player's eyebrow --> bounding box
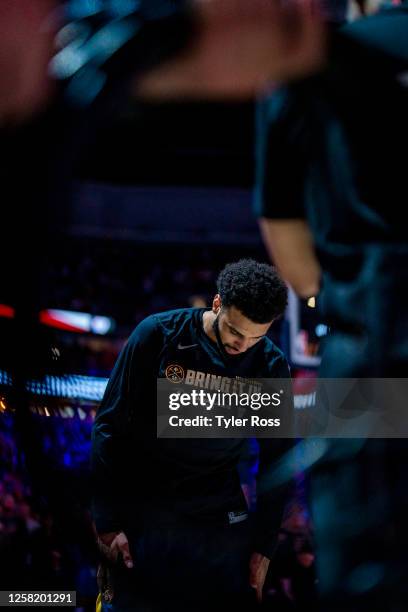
[227,323,264,340]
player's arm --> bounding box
[254,90,321,298]
[250,356,296,602]
[91,315,161,565]
[259,217,321,299]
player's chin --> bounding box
[225,345,241,355]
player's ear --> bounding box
[212,294,222,314]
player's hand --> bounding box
[249,552,270,603]
[98,531,134,569]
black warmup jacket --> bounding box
[91,308,293,559]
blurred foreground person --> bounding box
[92,260,294,611]
[256,1,408,375]
[255,3,408,611]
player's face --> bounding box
[217,305,271,355]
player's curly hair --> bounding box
[216,259,287,323]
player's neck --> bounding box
[202,310,217,343]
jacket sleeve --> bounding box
[91,315,162,534]
[252,356,296,559]
[254,87,308,222]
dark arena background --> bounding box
[0,1,407,611]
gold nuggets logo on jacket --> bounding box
[165,364,185,383]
